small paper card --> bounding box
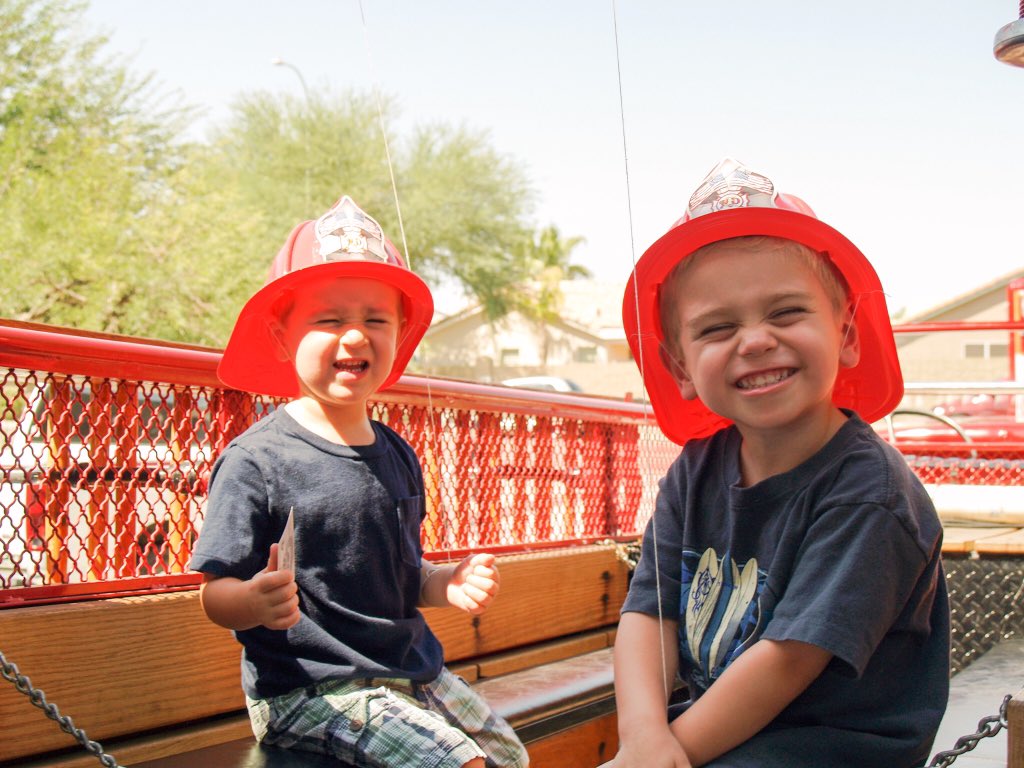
[278,507,296,573]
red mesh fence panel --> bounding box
[1,319,1022,606]
[0,321,684,605]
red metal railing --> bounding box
[0,320,680,606]
[1,319,1022,607]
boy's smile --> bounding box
[735,368,796,390]
[669,244,859,450]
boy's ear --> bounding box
[838,308,861,369]
[658,344,699,401]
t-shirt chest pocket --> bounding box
[396,495,424,568]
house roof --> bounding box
[903,267,1024,323]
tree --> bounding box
[0,0,267,345]
[206,93,539,324]
[0,1,575,348]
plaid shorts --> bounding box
[246,666,528,768]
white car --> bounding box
[500,376,583,393]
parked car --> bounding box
[501,376,584,393]
[931,392,1016,418]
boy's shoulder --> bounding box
[667,416,930,510]
[819,417,925,500]
[226,407,290,450]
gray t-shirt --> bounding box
[623,413,950,768]
[190,408,444,699]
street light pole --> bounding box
[271,57,312,213]
[271,57,311,101]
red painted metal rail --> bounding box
[1,319,1022,607]
[0,320,679,606]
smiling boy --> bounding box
[607,159,949,768]
[191,196,527,768]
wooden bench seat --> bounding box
[126,646,620,768]
[1,545,630,768]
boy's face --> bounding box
[275,277,403,411]
[663,244,859,439]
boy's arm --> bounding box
[419,553,499,614]
[670,638,832,766]
[611,611,691,768]
[199,543,300,631]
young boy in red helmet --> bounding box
[190,197,528,768]
[606,159,949,768]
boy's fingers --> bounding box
[465,573,498,594]
[471,552,496,569]
[472,566,498,583]
[461,582,493,606]
[266,543,279,572]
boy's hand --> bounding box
[248,543,301,630]
[604,724,692,768]
[446,553,499,615]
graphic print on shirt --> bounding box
[680,547,767,690]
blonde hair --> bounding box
[658,235,850,356]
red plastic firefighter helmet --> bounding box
[219,196,433,397]
[622,158,903,445]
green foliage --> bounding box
[0,0,229,342]
[209,95,539,323]
[0,0,579,346]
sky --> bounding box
[81,1,1024,319]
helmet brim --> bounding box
[622,207,902,445]
[219,260,434,398]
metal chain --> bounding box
[926,694,1011,768]
[0,647,122,768]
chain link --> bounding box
[926,694,1011,768]
[0,648,122,768]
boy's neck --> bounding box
[284,398,376,446]
[736,407,849,487]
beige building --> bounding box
[419,280,645,399]
[896,268,1023,383]
[417,271,1024,405]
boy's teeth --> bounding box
[336,360,367,372]
[738,370,792,390]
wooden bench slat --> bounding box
[12,715,254,768]
[973,527,1024,555]
[0,545,628,764]
[941,526,1018,554]
[523,711,618,767]
[129,741,344,768]
[474,647,614,729]
[0,591,243,761]
[1010,690,1024,768]
[476,629,610,679]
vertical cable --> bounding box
[611,0,671,702]
[356,0,449,556]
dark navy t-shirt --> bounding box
[190,408,444,699]
[623,413,950,768]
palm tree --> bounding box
[518,225,591,367]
